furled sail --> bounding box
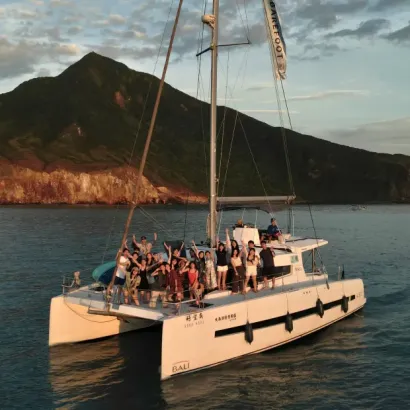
[263,0,287,80]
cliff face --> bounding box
[0,160,206,205]
[1,52,410,204]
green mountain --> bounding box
[0,52,409,204]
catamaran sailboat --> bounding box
[49,0,366,380]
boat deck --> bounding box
[63,274,329,322]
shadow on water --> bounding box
[49,313,367,410]
[49,327,164,410]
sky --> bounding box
[0,0,409,155]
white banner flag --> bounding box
[263,0,287,80]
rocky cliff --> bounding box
[0,52,410,204]
[0,160,206,205]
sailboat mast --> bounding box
[209,0,219,247]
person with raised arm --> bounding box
[132,232,157,257]
[164,241,186,264]
[131,255,163,304]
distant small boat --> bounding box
[351,205,367,211]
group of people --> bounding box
[111,220,281,308]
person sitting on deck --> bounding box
[132,233,157,257]
[267,218,281,239]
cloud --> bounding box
[10,9,41,20]
[50,0,75,7]
[383,21,410,44]
[0,38,80,78]
[246,82,274,91]
[287,90,369,102]
[108,14,127,25]
[326,19,390,39]
[294,0,368,30]
[240,109,299,114]
[370,0,410,12]
[67,26,82,35]
[295,43,343,61]
[324,117,410,154]
[36,67,51,77]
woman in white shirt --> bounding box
[244,247,259,293]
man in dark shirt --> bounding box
[259,240,276,289]
[149,263,169,308]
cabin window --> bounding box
[274,266,291,276]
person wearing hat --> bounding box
[267,218,281,239]
[132,232,157,257]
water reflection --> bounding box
[49,314,365,409]
[49,328,163,409]
[161,314,366,409]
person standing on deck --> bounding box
[132,233,157,257]
[150,263,169,308]
[215,228,231,291]
[259,240,276,289]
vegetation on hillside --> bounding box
[0,52,409,203]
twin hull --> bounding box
[161,278,365,379]
[49,278,365,380]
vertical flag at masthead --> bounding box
[262,0,287,80]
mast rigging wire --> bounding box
[108,0,185,289]
[101,0,179,263]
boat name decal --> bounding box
[172,361,190,374]
[184,313,204,328]
[215,313,237,322]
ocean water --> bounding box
[0,204,409,410]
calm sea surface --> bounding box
[0,205,409,410]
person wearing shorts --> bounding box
[215,229,231,290]
[244,248,259,293]
[113,252,130,302]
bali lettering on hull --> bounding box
[172,361,190,374]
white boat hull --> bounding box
[49,293,156,347]
[160,278,365,380]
